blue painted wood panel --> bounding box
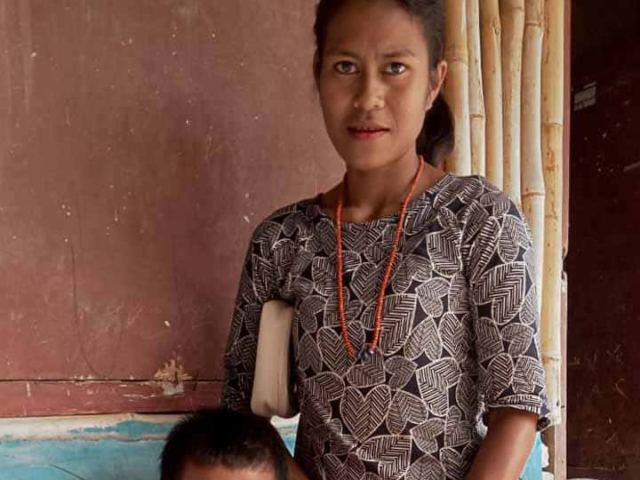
[0,416,541,479]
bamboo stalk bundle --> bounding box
[479,0,504,188]
[521,0,545,311]
[443,0,472,176]
[541,0,564,426]
[466,0,486,176]
[500,0,525,204]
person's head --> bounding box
[160,409,288,480]
[313,0,453,170]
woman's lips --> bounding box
[347,127,390,140]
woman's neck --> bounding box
[345,153,419,206]
[320,152,447,223]
[341,152,437,222]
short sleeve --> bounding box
[220,221,282,412]
[465,190,551,431]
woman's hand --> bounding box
[465,408,539,480]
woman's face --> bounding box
[317,0,445,172]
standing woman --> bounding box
[222,1,550,479]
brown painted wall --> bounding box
[572,0,640,66]
[568,33,640,480]
[0,0,341,416]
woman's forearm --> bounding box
[287,451,311,480]
[465,409,538,480]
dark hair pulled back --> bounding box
[313,0,454,166]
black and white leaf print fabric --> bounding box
[319,327,352,377]
[362,294,416,355]
[341,385,392,442]
[387,390,428,435]
[222,175,550,480]
[411,417,445,454]
[405,453,445,480]
[346,350,386,387]
[405,315,441,361]
[386,356,417,390]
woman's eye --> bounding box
[385,63,408,75]
[334,61,357,74]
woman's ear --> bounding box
[426,60,448,111]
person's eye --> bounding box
[384,62,408,75]
[334,61,358,75]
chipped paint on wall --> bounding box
[0,414,542,480]
[152,358,193,397]
[0,414,299,479]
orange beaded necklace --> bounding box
[336,157,425,361]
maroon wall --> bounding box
[569,5,640,475]
[0,0,341,416]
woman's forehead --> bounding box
[323,0,429,57]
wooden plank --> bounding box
[567,55,640,480]
[0,381,222,418]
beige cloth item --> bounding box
[251,300,298,418]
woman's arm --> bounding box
[465,409,538,480]
[463,184,552,480]
[220,222,282,411]
[286,452,311,480]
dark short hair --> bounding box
[160,409,289,480]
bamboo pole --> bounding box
[500,0,525,204]
[466,0,486,176]
[443,0,472,176]
[541,0,564,426]
[479,0,504,188]
[521,0,545,311]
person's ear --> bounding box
[426,60,448,111]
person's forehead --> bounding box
[324,0,428,55]
[181,462,276,480]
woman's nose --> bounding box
[353,73,385,112]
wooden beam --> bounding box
[0,381,222,417]
[480,0,504,188]
[500,0,525,204]
[467,0,486,176]
[444,0,472,175]
[521,0,545,311]
[542,0,570,478]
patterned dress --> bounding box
[222,175,550,480]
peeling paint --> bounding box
[0,414,298,480]
[0,414,179,442]
[0,414,543,479]
[160,382,184,396]
[152,359,193,384]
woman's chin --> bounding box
[335,146,391,172]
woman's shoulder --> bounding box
[248,197,319,246]
[434,174,498,200]
[264,197,317,222]
[434,174,519,217]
